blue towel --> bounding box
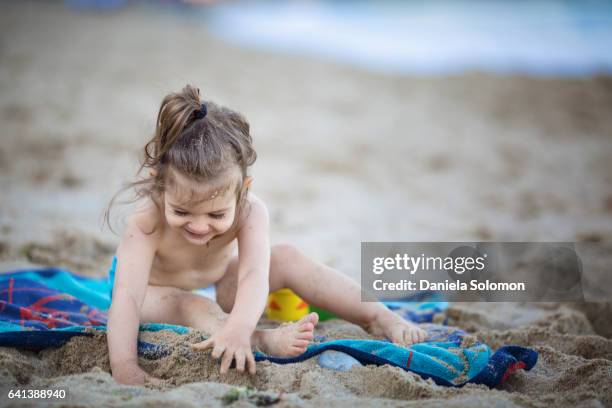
[0,268,536,387]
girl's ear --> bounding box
[241,176,253,192]
[149,169,158,177]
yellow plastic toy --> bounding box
[265,288,309,321]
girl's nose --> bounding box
[186,223,210,235]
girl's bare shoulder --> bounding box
[239,193,269,228]
[127,197,165,237]
[116,198,164,257]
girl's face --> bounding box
[162,168,239,245]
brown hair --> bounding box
[104,84,257,234]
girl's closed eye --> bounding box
[173,209,189,217]
[210,213,225,220]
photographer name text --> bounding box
[371,254,525,292]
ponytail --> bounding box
[143,84,203,171]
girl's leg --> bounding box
[139,284,316,357]
[140,285,226,332]
[216,244,427,345]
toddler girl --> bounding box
[106,85,427,386]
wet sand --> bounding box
[1,1,611,406]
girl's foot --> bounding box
[367,309,428,346]
[254,312,319,357]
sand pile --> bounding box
[1,305,610,406]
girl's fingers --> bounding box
[211,344,226,360]
[219,349,234,375]
[190,338,213,351]
[234,351,246,373]
[144,375,164,387]
[246,351,256,375]
[190,339,255,375]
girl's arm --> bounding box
[227,193,271,330]
[192,194,270,375]
[107,210,160,385]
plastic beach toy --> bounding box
[265,289,309,321]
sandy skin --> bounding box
[191,312,319,375]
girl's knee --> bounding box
[269,244,302,289]
[178,292,218,316]
[271,243,301,267]
[141,287,189,325]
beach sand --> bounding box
[1,1,611,406]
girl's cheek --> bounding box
[219,214,236,230]
[216,218,231,231]
[165,213,183,226]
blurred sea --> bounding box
[200,0,612,77]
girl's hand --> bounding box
[112,363,164,387]
[190,323,256,375]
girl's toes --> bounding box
[296,313,319,333]
[294,339,309,349]
[300,312,319,326]
[291,346,307,355]
[297,331,314,340]
[308,312,319,324]
[299,322,314,332]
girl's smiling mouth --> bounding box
[184,228,212,240]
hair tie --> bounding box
[194,103,207,120]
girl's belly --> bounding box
[148,264,229,290]
[148,243,236,290]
